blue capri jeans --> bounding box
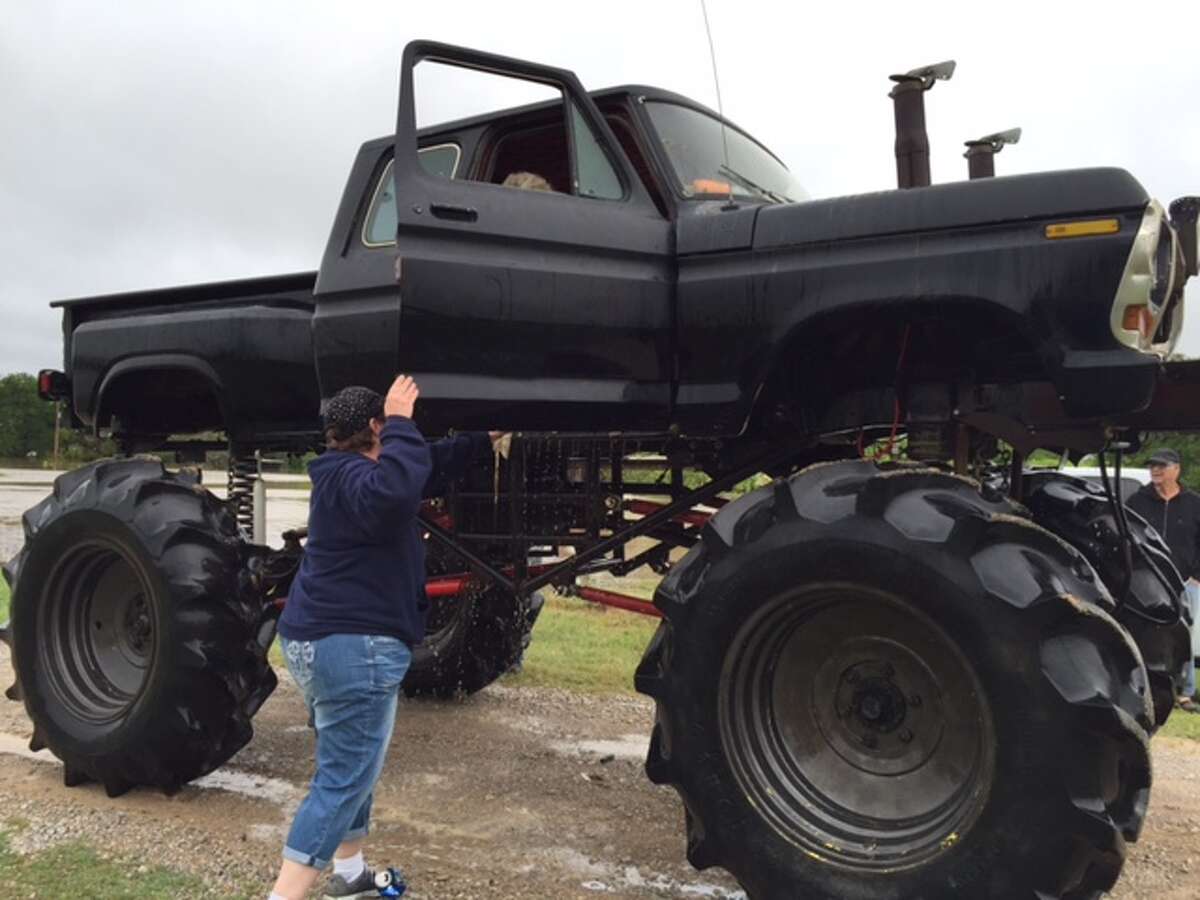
[279,634,411,869]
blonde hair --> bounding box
[502,171,552,192]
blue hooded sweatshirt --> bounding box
[277,417,491,647]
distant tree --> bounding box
[58,427,117,463]
[0,374,55,459]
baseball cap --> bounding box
[322,386,384,440]
[1147,448,1181,467]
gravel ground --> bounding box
[3,472,1200,898]
[2,657,1199,899]
[0,647,745,899]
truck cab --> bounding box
[312,56,806,437]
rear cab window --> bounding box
[362,143,461,246]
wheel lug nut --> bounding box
[860,734,878,749]
[899,728,913,743]
[909,694,922,708]
[846,671,860,685]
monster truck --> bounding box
[3,40,1199,899]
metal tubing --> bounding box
[625,498,712,528]
[964,144,996,179]
[519,438,807,594]
[576,586,662,618]
[252,451,266,545]
[426,576,470,598]
[1009,449,1025,500]
[419,517,517,594]
[889,77,931,189]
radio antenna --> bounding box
[699,0,733,202]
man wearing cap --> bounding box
[269,374,497,900]
[1128,447,1200,714]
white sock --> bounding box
[333,850,366,882]
[268,894,288,900]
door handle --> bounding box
[430,203,478,223]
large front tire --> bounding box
[1,459,276,796]
[636,462,1153,900]
[1023,471,1190,730]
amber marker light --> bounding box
[1118,304,1147,333]
[1044,218,1121,239]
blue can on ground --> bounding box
[375,867,407,897]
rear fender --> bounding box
[94,355,227,433]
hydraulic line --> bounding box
[1098,445,1179,623]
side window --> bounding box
[363,145,460,246]
[409,61,624,202]
[570,102,623,200]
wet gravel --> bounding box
[3,474,1200,898]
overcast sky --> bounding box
[2,1,1198,376]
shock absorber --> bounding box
[227,449,258,537]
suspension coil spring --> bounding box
[227,452,258,536]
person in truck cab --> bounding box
[269,375,498,900]
[500,170,552,191]
[1128,448,1200,713]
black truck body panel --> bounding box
[676,171,1150,433]
[58,272,319,439]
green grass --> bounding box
[501,594,659,694]
[0,578,8,624]
[0,827,234,899]
[1161,707,1200,740]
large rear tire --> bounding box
[1024,471,1190,730]
[636,461,1153,900]
[402,543,543,699]
[1,459,276,796]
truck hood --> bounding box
[753,167,1149,250]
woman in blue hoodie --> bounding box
[269,375,494,900]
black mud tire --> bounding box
[0,458,276,796]
[1024,471,1190,730]
[402,543,543,699]
[636,460,1153,900]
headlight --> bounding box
[1110,199,1181,355]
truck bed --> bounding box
[59,272,321,445]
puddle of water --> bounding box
[192,768,300,806]
[0,731,301,808]
[549,734,648,761]
[542,846,745,898]
[0,732,57,764]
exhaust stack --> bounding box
[964,128,1022,179]
[888,60,955,189]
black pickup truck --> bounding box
[6,41,1200,900]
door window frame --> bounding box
[394,40,659,218]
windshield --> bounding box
[644,101,807,204]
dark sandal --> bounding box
[1178,697,1200,713]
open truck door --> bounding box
[390,41,674,435]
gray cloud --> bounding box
[2,0,1197,377]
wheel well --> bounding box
[97,364,225,435]
[751,304,1043,435]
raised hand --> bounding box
[385,374,420,419]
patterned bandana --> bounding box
[322,386,384,440]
